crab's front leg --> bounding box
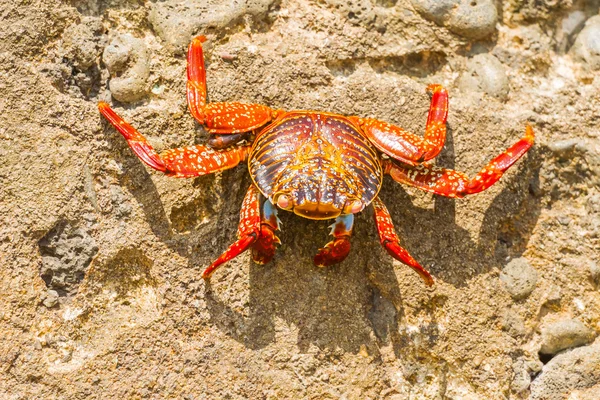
[350,84,448,165]
[187,35,282,137]
[314,214,354,267]
[99,103,247,177]
[372,197,434,286]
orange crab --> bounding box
[99,36,534,286]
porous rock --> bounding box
[499,257,538,300]
[38,222,99,297]
[103,34,150,103]
[458,53,509,100]
[530,339,600,400]
[148,0,278,52]
[411,0,497,40]
[540,319,596,355]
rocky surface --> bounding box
[1,0,599,399]
[531,338,600,400]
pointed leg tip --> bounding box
[201,266,214,280]
[422,274,435,287]
[426,84,446,95]
[192,35,207,45]
[525,125,535,142]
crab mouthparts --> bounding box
[293,201,342,220]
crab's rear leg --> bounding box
[350,84,448,165]
[386,126,535,198]
[203,187,281,279]
[99,102,247,177]
[187,35,281,136]
[314,214,354,267]
[372,197,434,286]
[203,185,261,279]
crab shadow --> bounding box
[105,121,543,354]
[199,135,544,353]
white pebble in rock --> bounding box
[540,319,596,355]
[530,339,600,400]
[149,0,278,53]
[411,0,497,40]
[458,53,509,100]
[500,257,538,300]
[42,290,59,308]
[570,15,600,71]
[103,34,150,103]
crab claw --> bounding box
[314,214,354,267]
[252,224,281,265]
[314,236,351,267]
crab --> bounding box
[98,36,535,286]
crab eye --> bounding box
[344,199,364,214]
[276,194,292,210]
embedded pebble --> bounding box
[570,15,600,71]
[540,319,596,355]
[458,53,509,100]
[410,0,456,24]
[499,257,538,300]
[42,290,59,308]
[530,339,600,400]
[149,0,277,52]
[103,34,150,103]
[411,0,497,39]
[547,138,587,155]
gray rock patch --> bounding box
[570,15,600,71]
[103,34,150,103]
[38,221,99,297]
[411,0,497,39]
[458,53,509,100]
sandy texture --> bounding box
[1,0,599,399]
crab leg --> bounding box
[372,197,434,286]
[385,126,535,198]
[251,199,281,265]
[314,214,354,267]
[186,35,280,135]
[351,84,448,165]
[99,102,248,177]
[203,185,262,279]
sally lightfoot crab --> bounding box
[99,35,535,286]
